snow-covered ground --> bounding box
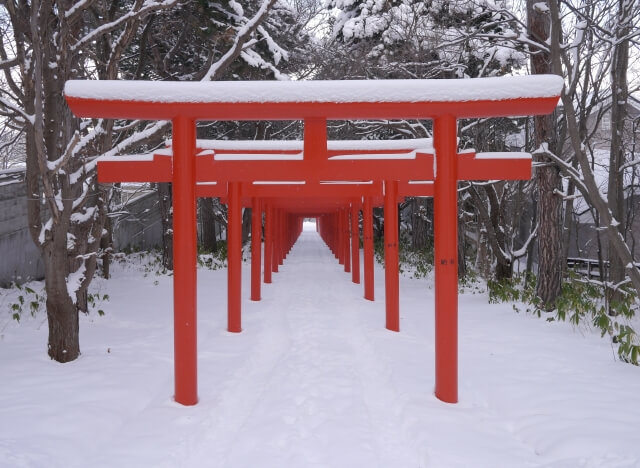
[1,222,639,468]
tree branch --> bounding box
[71,0,180,52]
[201,0,279,81]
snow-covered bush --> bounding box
[488,273,640,365]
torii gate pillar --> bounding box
[351,202,360,284]
[434,115,458,403]
[384,180,399,332]
[264,203,273,284]
[251,197,262,301]
[228,181,242,333]
[363,196,374,301]
[172,116,198,406]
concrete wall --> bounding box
[112,191,163,252]
[0,169,45,286]
[0,169,163,286]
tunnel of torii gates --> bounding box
[64,75,563,406]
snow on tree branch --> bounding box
[257,25,289,64]
[64,0,97,20]
[0,95,35,124]
[102,121,170,158]
[240,49,289,80]
[202,0,279,81]
[512,224,538,258]
[46,131,80,174]
[71,0,180,52]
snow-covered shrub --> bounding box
[488,273,640,365]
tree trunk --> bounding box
[607,0,631,310]
[44,243,79,362]
[411,198,431,250]
[560,177,576,277]
[534,153,563,308]
[158,182,174,270]
[475,228,492,279]
[101,215,113,279]
[99,121,115,281]
[528,0,563,310]
[200,197,218,252]
[458,213,467,280]
[371,208,382,241]
[495,258,513,282]
[242,207,252,244]
[526,197,538,277]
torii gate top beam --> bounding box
[64,76,563,121]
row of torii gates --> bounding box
[65,76,563,406]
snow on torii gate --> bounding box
[64,76,563,406]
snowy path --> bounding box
[2,223,640,467]
[185,231,419,467]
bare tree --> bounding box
[543,0,640,299]
[1,0,179,361]
[0,0,302,362]
[466,179,538,281]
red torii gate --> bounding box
[65,76,563,406]
[98,139,438,331]
[96,140,529,341]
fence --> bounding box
[566,257,609,280]
[0,169,44,287]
